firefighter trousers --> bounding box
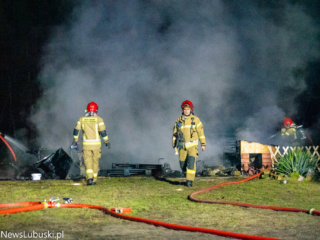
[179,145,198,181]
[83,149,101,183]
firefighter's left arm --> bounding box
[98,119,110,145]
[196,120,206,146]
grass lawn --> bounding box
[0,176,320,240]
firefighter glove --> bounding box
[70,140,78,150]
[105,142,111,149]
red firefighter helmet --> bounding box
[87,102,98,113]
[283,118,294,127]
[181,100,193,111]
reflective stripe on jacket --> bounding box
[172,114,206,148]
[281,127,297,139]
[73,114,109,150]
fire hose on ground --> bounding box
[1,173,319,240]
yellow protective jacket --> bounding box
[73,114,109,150]
[281,127,297,140]
[172,114,206,149]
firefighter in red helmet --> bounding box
[281,117,313,146]
[172,100,206,187]
[281,118,297,145]
[71,102,110,185]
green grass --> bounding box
[1,176,320,239]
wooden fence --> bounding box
[268,146,320,168]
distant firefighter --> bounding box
[172,100,206,187]
[280,118,311,146]
[71,102,110,185]
[281,118,297,143]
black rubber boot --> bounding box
[186,180,193,187]
[87,178,93,186]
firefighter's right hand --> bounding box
[174,147,178,155]
[105,142,111,149]
[70,141,78,150]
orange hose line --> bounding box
[0,201,40,208]
[0,135,16,162]
[0,174,319,240]
[0,204,44,214]
[188,173,320,216]
[0,202,283,239]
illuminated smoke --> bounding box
[4,136,29,153]
[30,0,319,169]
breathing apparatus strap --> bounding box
[176,119,185,150]
[85,112,97,117]
[190,117,195,138]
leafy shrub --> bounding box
[289,172,300,179]
[274,149,319,177]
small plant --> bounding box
[289,172,300,179]
[274,149,319,178]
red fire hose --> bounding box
[189,173,320,216]
[0,135,16,162]
[0,200,282,240]
[0,173,319,240]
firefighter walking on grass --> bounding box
[172,100,206,187]
[71,102,110,186]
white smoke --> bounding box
[31,0,319,169]
[235,105,285,143]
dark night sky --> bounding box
[1,0,320,163]
[0,0,75,138]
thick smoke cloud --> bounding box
[31,0,319,169]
